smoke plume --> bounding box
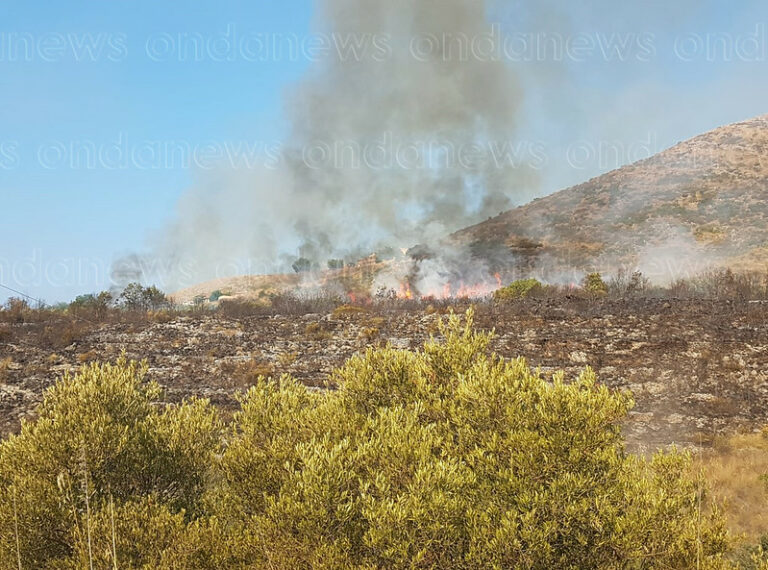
[126,0,543,291]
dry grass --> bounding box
[332,305,369,318]
[278,351,298,367]
[218,357,275,388]
[77,350,100,364]
[304,322,331,340]
[702,430,768,540]
[0,357,13,383]
[358,327,380,343]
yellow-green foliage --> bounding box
[584,272,608,295]
[493,278,543,301]
[0,357,221,569]
[0,313,738,569]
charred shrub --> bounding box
[270,291,343,315]
[0,297,30,324]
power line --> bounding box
[0,282,100,326]
[0,282,47,308]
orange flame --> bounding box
[399,282,413,299]
[394,273,503,300]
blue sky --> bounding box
[2,0,768,302]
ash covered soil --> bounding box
[2,298,768,451]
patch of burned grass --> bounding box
[218,357,275,388]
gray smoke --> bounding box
[131,0,543,291]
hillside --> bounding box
[171,257,386,305]
[455,114,768,280]
[170,115,768,303]
[3,299,768,450]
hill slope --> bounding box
[175,115,768,301]
[455,114,768,280]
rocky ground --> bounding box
[2,298,767,451]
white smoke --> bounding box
[120,0,546,292]
[114,0,731,295]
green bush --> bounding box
[209,290,225,302]
[583,272,608,296]
[493,278,544,301]
[118,283,170,311]
[69,291,113,320]
[0,357,221,569]
[0,312,738,568]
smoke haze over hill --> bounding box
[108,0,768,294]
[120,0,545,290]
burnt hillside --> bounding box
[2,298,768,451]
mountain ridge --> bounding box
[454,113,768,281]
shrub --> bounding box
[217,297,264,318]
[41,321,89,349]
[119,282,146,311]
[358,326,380,342]
[278,351,299,367]
[0,357,221,569]
[191,295,208,312]
[292,257,313,273]
[493,278,544,301]
[270,291,344,315]
[1,297,29,323]
[149,309,176,323]
[0,312,738,568]
[143,286,170,311]
[0,357,13,383]
[119,283,170,312]
[69,291,113,320]
[76,350,99,364]
[209,290,225,302]
[304,321,330,340]
[218,357,275,388]
[608,270,650,297]
[214,310,732,568]
[62,498,186,570]
[583,272,608,296]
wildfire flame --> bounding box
[395,272,504,301]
